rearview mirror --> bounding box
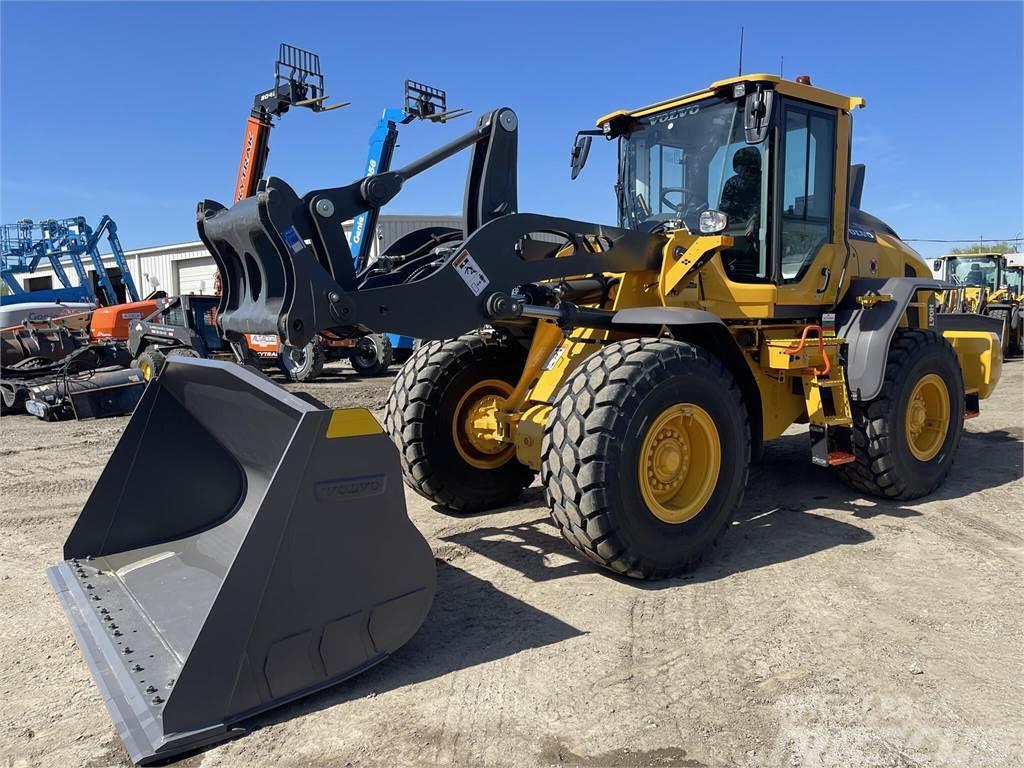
[570,134,593,180]
[743,86,774,144]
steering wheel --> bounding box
[659,187,696,214]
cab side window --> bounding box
[779,105,836,281]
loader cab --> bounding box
[936,253,1003,290]
[1004,264,1023,298]
[601,75,868,319]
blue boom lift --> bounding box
[1,216,140,307]
[349,81,469,359]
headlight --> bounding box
[699,210,729,234]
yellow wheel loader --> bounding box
[49,74,1003,763]
[934,252,1023,356]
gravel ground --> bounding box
[1,360,1021,768]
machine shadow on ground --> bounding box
[246,561,582,733]
[437,424,1024,587]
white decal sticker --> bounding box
[543,345,567,371]
[452,250,490,296]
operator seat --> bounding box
[967,263,985,286]
[719,147,763,280]
[720,147,762,223]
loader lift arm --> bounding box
[201,107,663,350]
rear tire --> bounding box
[279,337,326,382]
[542,338,750,579]
[839,328,964,500]
[133,348,167,381]
[384,333,534,513]
[350,334,394,376]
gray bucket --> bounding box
[48,357,435,764]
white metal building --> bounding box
[9,215,462,298]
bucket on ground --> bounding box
[48,357,436,764]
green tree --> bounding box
[950,241,1018,255]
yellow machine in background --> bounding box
[935,251,1023,355]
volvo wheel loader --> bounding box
[49,74,1003,764]
[934,251,1023,355]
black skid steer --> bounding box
[47,107,658,764]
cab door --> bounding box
[695,96,851,319]
[772,98,850,312]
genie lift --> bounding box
[1,216,140,307]
[349,81,469,354]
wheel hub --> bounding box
[647,428,690,494]
[452,379,516,470]
[904,373,950,462]
[464,394,506,455]
[638,404,721,525]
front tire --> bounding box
[133,348,167,381]
[384,333,534,513]
[839,329,964,500]
[542,339,750,579]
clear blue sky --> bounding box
[2,1,1021,257]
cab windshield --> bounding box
[619,95,766,276]
[945,256,1001,290]
[1004,267,1023,294]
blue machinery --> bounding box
[1,215,140,306]
[349,81,469,351]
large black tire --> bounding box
[839,329,965,500]
[279,337,327,382]
[988,308,1011,355]
[350,334,394,376]
[542,339,750,579]
[132,348,167,381]
[384,333,534,513]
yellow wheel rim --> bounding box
[138,359,153,381]
[904,373,950,462]
[638,404,721,524]
[452,379,515,470]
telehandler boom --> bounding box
[50,74,1002,764]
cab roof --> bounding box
[596,74,865,127]
[935,252,1007,260]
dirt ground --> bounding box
[1,360,1021,768]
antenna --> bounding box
[737,27,744,76]
[780,55,784,78]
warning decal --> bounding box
[452,250,490,296]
